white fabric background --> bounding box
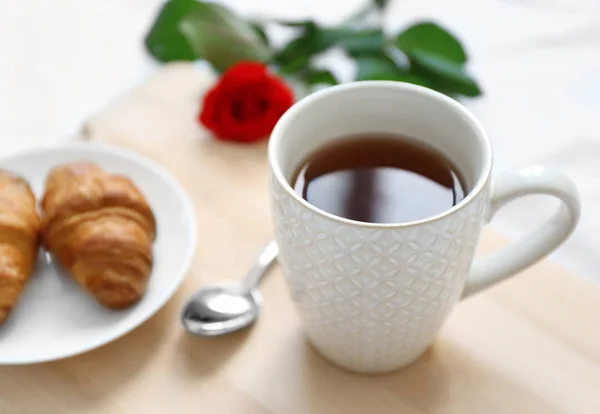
[0,0,598,281]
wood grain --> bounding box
[1,62,599,413]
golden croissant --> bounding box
[0,171,40,324]
[41,162,156,309]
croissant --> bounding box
[41,162,156,309]
[0,171,40,324]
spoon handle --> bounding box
[241,241,279,291]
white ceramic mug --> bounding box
[268,82,580,374]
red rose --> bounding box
[199,62,294,143]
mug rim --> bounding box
[268,81,493,228]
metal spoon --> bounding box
[181,241,279,336]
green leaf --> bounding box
[303,69,338,86]
[289,28,346,59]
[273,26,349,74]
[355,54,400,81]
[249,21,269,47]
[396,21,467,64]
[276,20,316,29]
[144,0,198,62]
[339,29,386,57]
[408,50,481,96]
[179,2,270,71]
[277,55,311,75]
[355,55,432,87]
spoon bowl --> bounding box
[181,284,262,336]
[181,241,278,336]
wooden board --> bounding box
[1,62,600,414]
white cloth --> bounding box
[0,0,598,280]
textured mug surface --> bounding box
[268,82,580,373]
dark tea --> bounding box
[292,134,466,224]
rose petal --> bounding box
[220,62,268,93]
[267,76,295,108]
[198,62,295,143]
[198,87,221,130]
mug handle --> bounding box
[462,166,581,298]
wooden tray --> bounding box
[2,62,599,414]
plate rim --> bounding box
[0,142,198,365]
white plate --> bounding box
[0,143,197,364]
